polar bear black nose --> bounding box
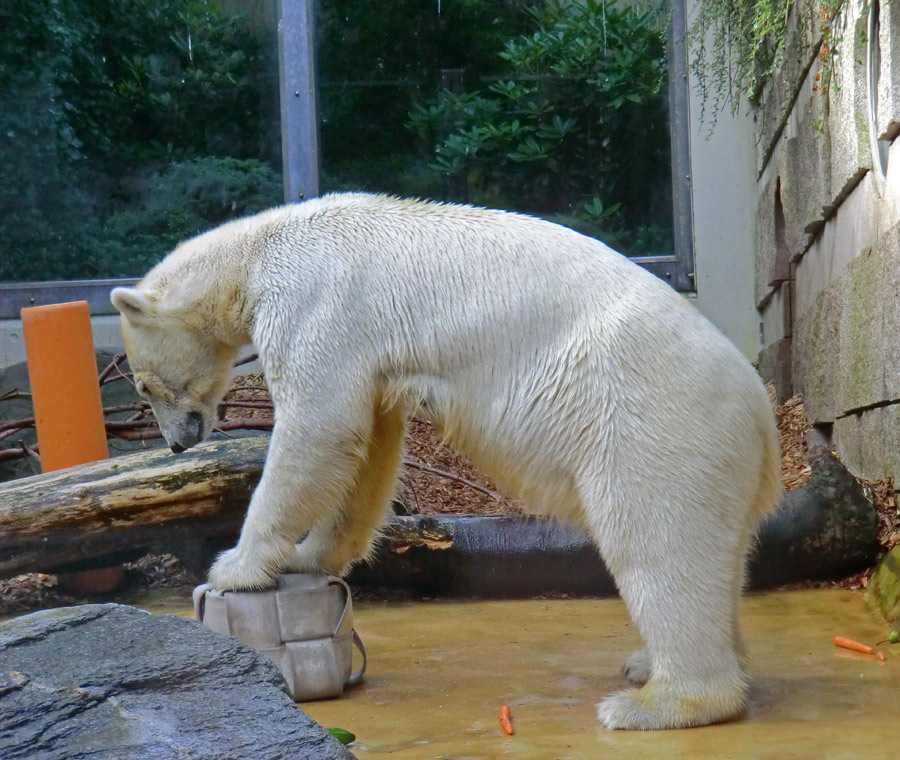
[170,442,186,454]
[185,411,204,444]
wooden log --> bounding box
[0,437,269,577]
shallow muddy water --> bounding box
[125,587,897,759]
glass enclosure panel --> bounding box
[0,0,282,282]
[316,0,675,257]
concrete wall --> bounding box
[0,316,260,376]
[756,0,900,481]
[689,82,760,358]
[0,316,125,370]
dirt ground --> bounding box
[769,387,898,591]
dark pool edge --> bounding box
[350,446,879,598]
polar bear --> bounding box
[112,192,780,730]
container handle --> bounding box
[347,629,367,686]
[192,582,212,621]
[327,575,354,638]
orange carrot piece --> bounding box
[833,636,874,655]
[877,651,886,661]
[499,705,511,722]
[499,705,514,735]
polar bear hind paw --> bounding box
[596,682,746,730]
[208,547,278,591]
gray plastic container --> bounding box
[193,573,366,701]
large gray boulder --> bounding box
[0,604,355,760]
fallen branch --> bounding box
[0,449,27,464]
[107,418,275,441]
[0,437,269,576]
[233,353,259,368]
[219,400,275,409]
[2,384,500,501]
[402,460,498,499]
[0,389,30,402]
[2,353,503,533]
[22,444,40,464]
[97,353,128,385]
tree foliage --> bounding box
[0,0,280,281]
[315,0,533,193]
[1,0,678,280]
[406,0,672,254]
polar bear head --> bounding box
[111,286,235,453]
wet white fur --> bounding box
[112,193,781,730]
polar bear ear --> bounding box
[111,287,156,325]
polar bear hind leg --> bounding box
[286,400,408,576]
[619,505,758,691]
[595,525,751,729]
[578,445,764,732]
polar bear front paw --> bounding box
[208,547,278,591]
[281,542,325,574]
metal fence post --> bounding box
[278,0,320,203]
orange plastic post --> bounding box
[21,301,109,472]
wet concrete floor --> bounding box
[132,588,898,759]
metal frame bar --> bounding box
[630,0,695,291]
[277,0,320,203]
[0,279,138,318]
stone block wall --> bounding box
[756,0,900,482]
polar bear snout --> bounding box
[160,409,206,453]
[169,411,205,452]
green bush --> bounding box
[96,157,283,277]
[406,0,672,254]
[315,0,533,195]
[1,0,677,280]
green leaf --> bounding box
[327,727,356,745]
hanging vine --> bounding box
[812,2,840,96]
[688,0,844,120]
